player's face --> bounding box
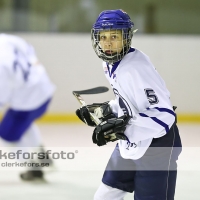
[99,30,124,55]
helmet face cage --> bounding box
[91,28,133,64]
[91,9,134,64]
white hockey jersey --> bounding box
[0,34,55,110]
[103,48,176,159]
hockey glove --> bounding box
[76,102,116,127]
[76,106,96,127]
[92,114,131,146]
[92,102,116,121]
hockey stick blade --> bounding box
[72,86,109,95]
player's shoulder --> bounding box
[120,48,152,70]
[0,33,26,44]
[0,34,21,54]
[126,47,150,63]
[117,48,155,80]
[0,33,31,55]
[0,35,18,72]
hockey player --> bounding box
[76,9,182,200]
[0,34,55,181]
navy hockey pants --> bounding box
[102,124,182,200]
[0,99,51,142]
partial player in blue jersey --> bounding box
[0,34,55,181]
[76,9,182,200]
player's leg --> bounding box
[134,170,178,200]
[19,123,54,180]
[0,123,45,180]
[94,183,127,200]
[133,124,182,200]
[0,98,51,142]
[94,144,136,200]
[0,98,52,180]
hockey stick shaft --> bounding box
[73,92,101,125]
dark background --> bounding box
[0,0,199,34]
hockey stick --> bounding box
[72,86,109,125]
[73,86,117,140]
[73,86,109,95]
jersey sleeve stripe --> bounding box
[154,107,176,117]
[139,113,169,133]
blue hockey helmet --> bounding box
[91,9,135,64]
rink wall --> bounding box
[1,33,200,123]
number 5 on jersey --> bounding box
[144,88,159,105]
